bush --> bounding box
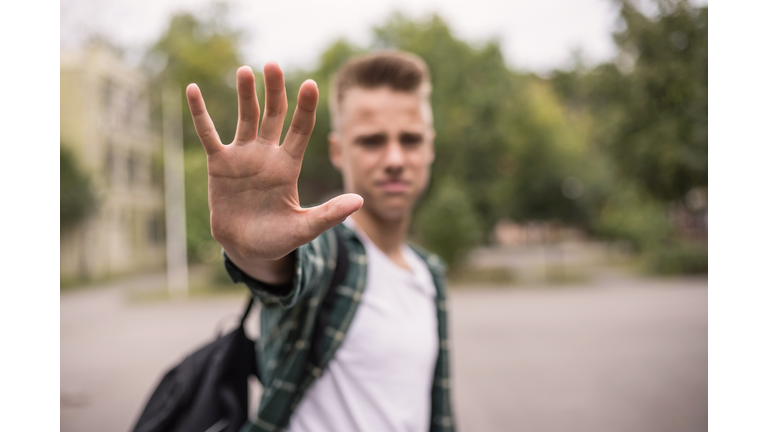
[184,147,216,263]
[415,179,483,267]
[61,145,98,231]
[645,242,708,275]
[594,184,671,252]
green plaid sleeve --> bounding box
[223,230,337,309]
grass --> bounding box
[60,270,160,293]
[448,263,592,288]
[125,282,245,304]
[448,266,517,287]
[642,243,708,275]
[539,268,591,285]
[62,262,249,303]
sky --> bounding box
[60,0,707,74]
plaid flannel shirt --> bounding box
[224,222,455,432]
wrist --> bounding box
[223,251,295,296]
[221,244,297,286]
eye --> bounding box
[400,133,423,147]
[355,134,387,148]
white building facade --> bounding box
[61,43,166,282]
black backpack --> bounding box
[131,226,349,432]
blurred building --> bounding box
[61,43,166,281]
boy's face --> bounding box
[329,87,434,222]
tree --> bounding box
[552,0,708,202]
[611,0,707,201]
[147,4,245,149]
[285,40,364,204]
[60,145,98,231]
[144,7,703,268]
[147,5,250,262]
[372,15,614,241]
[548,0,708,271]
[280,14,620,257]
[416,178,482,266]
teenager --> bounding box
[185,51,455,432]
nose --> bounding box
[383,139,404,174]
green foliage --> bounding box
[147,4,245,147]
[375,16,517,237]
[286,40,365,202]
[610,0,707,201]
[595,182,672,251]
[369,15,615,239]
[147,5,249,262]
[183,146,213,261]
[552,0,707,202]
[486,80,615,230]
[60,145,98,231]
[645,242,708,275]
[142,4,706,274]
[548,0,708,274]
[415,178,482,266]
[448,267,516,286]
[285,14,602,236]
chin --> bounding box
[377,208,409,222]
[367,199,413,222]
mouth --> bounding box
[377,179,409,193]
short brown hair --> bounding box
[329,51,432,131]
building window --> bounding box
[102,79,115,111]
[148,212,165,245]
[123,92,134,129]
[127,153,136,185]
[104,146,114,182]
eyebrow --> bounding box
[400,132,423,140]
[354,133,387,144]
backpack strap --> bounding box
[238,224,350,378]
[309,224,349,368]
[239,295,256,327]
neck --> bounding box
[351,207,410,257]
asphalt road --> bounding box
[61,272,707,432]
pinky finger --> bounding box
[186,84,224,155]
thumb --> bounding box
[307,194,363,238]
[303,193,364,239]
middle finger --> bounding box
[233,66,260,145]
[258,62,288,145]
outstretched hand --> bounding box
[186,63,363,268]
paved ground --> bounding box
[61,270,707,432]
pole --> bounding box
[163,85,189,299]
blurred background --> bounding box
[60,0,707,431]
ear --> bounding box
[425,127,436,164]
[328,131,343,170]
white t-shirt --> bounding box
[285,219,439,432]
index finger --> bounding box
[186,84,224,155]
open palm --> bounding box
[186,64,363,263]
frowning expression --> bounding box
[330,87,434,221]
